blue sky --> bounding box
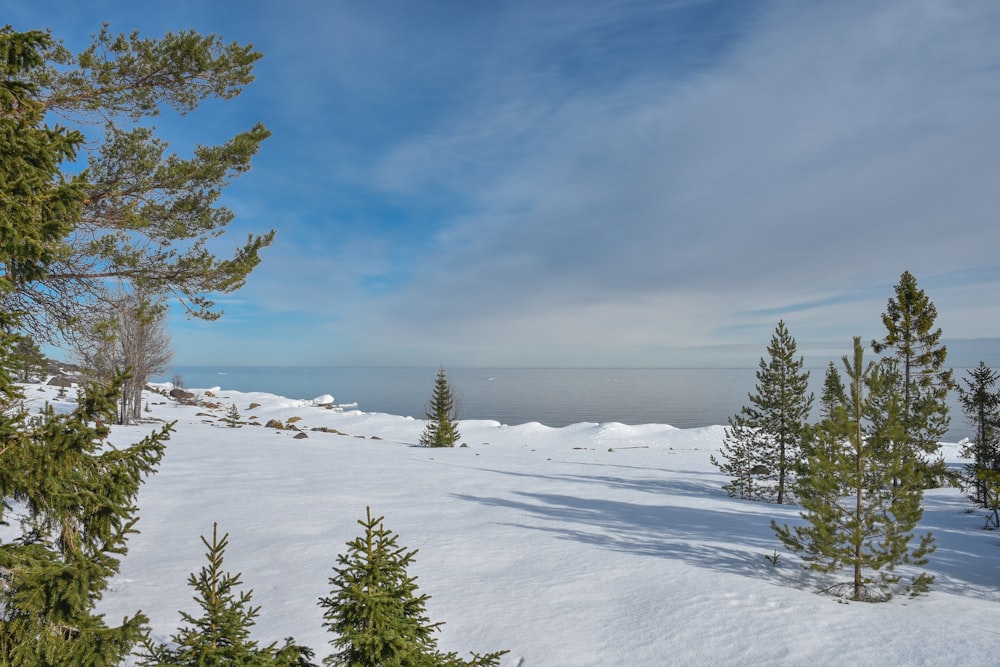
[12,0,1000,368]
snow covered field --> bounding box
[22,381,1000,666]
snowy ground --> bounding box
[18,381,1000,666]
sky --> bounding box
[10,0,1000,368]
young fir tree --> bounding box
[226,401,244,428]
[773,338,935,602]
[318,508,507,667]
[957,362,1000,507]
[711,321,813,503]
[140,523,312,666]
[871,271,952,485]
[420,366,461,448]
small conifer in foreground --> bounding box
[319,507,507,666]
[420,366,461,447]
[0,344,172,665]
[140,523,312,666]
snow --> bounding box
[18,381,1000,666]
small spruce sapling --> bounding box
[420,366,461,448]
[139,523,312,666]
[319,507,507,666]
[226,401,243,428]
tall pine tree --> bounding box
[711,321,813,503]
[2,24,274,340]
[773,338,935,601]
[318,508,506,667]
[1,29,172,664]
[957,362,1000,507]
[420,366,461,448]
[871,271,952,485]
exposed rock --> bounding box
[264,419,284,429]
[311,427,347,436]
[287,416,302,424]
[204,390,216,398]
[169,388,195,401]
[293,432,309,439]
[47,376,74,388]
[248,402,262,410]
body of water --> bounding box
[155,366,978,442]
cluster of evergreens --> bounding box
[0,25,503,665]
[713,270,999,602]
[137,514,506,667]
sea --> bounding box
[154,366,977,443]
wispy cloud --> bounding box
[17,0,1000,366]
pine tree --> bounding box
[420,366,461,448]
[318,508,506,667]
[0,28,85,284]
[140,523,311,666]
[711,321,813,503]
[812,362,848,461]
[773,338,935,602]
[957,362,1000,507]
[871,271,952,485]
[2,25,274,341]
[1,31,173,663]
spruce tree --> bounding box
[711,321,813,503]
[871,271,952,485]
[710,415,762,501]
[226,402,244,428]
[0,360,171,664]
[773,338,935,601]
[957,362,1000,507]
[420,366,461,448]
[318,508,506,667]
[140,523,311,666]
